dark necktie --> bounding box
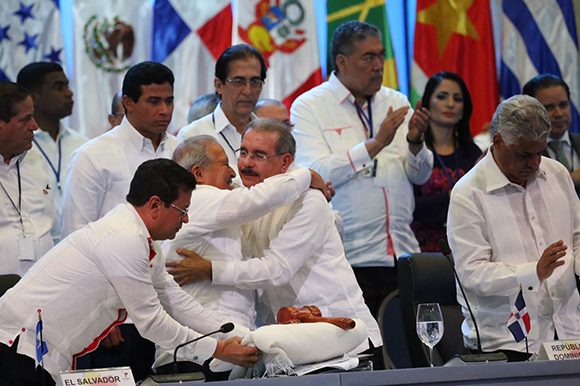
[548,140,571,171]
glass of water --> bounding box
[416,303,444,367]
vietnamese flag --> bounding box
[411,0,498,136]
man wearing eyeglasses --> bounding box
[291,21,433,318]
[523,74,580,197]
[178,44,267,176]
[61,61,180,380]
[173,119,382,366]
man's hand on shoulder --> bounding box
[536,240,567,281]
[309,169,333,201]
[166,249,212,285]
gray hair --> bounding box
[187,93,220,124]
[254,98,285,111]
[243,118,296,157]
[172,135,219,171]
[489,95,550,145]
[331,21,381,73]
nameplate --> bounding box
[59,366,135,386]
[537,340,580,361]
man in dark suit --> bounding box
[523,74,580,196]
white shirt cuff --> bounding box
[516,262,540,292]
[212,260,234,285]
[347,142,373,172]
[407,143,429,164]
[182,336,218,364]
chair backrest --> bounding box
[0,274,21,297]
[398,252,467,367]
[377,289,413,369]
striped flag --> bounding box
[326,0,398,89]
[507,290,531,343]
[0,0,65,82]
[234,0,323,110]
[411,0,498,136]
[35,309,48,367]
[153,0,232,134]
[500,0,580,133]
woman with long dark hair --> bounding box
[412,71,482,252]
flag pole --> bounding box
[525,336,529,356]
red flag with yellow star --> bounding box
[411,0,498,136]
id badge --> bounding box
[18,234,36,261]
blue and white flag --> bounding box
[0,0,65,82]
[35,311,48,367]
[500,0,580,133]
[507,289,531,343]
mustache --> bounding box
[240,167,260,176]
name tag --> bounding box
[537,340,580,361]
[59,367,135,386]
[17,234,36,261]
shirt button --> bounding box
[528,286,533,291]
[8,340,13,345]
[193,356,199,361]
[21,328,26,332]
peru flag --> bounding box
[234,0,322,110]
[153,0,232,133]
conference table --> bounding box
[157,359,580,385]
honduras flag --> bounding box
[500,0,580,133]
[507,290,531,343]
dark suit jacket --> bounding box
[543,132,580,196]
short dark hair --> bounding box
[243,118,296,157]
[522,73,570,99]
[0,82,31,122]
[421,71,474,151]
[215,44,267,83]
[122,61,174,102]
[330,21,381,73]
[126,159,196,207]
[16,61,64,92]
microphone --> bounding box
[173,322,235,371]
[439,239,507,365]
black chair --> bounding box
[0,274,20,297]
[377,289,412,369]
[398,253,467,367]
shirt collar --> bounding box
[118,116,169,152]
[124,203,156,260]
[328,72,375,107]
[34,123,68,142]
[0,151,27,168]
[213,103,256,135]
[548,131,572,146]
[482,148,547,193]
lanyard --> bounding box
[213,112,238,155]
[33,137,62,189]
[0,161,24,232]
[434,152,460,188]
[354,98,373,138]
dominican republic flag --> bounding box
[35,311,48,367]
[507,290,531,343]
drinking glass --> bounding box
[416,303,444,367]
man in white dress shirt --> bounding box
[0,159,258,386]
[61,61,180,379]
[17,62,88,242]
[175,119,383,366]
[291,21,432,317]
[154,135,323,376]
[0,82,54,276]
[178,44,267,171]
[447,95,580,359]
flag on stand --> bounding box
[71,0,152,138]
[500,0,580,133]
[234,0,323,110]
[411,0,498,136]
[507,290,531,343]
[326,0,398,89]
[35,309,48,367]
[0,0,65,82]
[152,0,232,134]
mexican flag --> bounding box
[411,0,498,135]
[327,0,398,89]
